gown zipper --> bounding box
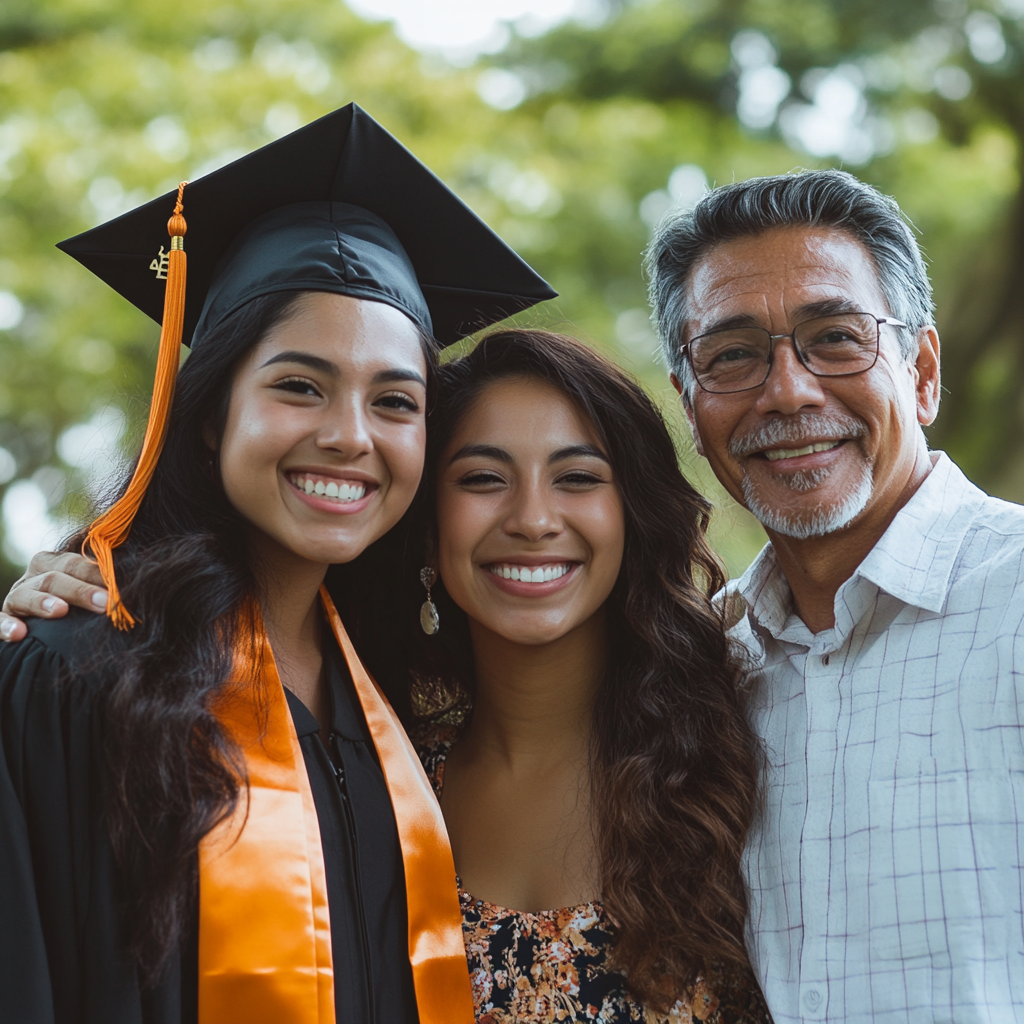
[330,735,376,1022]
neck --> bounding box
[249,529,329,689]
[462,611,608,766]
[766,446,935,633]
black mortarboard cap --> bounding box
[56,103,557,346]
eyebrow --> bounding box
[261,351,337,375]
[260,351,426,387]
[447,443,512,465]
[549,444,609,464]
[371,368,427,387]
[792,297,864,320]
[695,298,866,339]
[447,442,610,466]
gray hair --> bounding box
[643,169,935,400]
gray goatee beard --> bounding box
[730,413,873,540]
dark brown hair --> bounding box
[410,329,761,1008]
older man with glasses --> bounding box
[646,169,1024,1023]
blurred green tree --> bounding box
[1,0,1020,592]
[495,0,1024,496]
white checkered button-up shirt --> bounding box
[726,452,1024,1023]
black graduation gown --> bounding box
[0,609,418,1024]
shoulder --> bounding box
[967,488,1024,538]
[0,611,117,798]
[951,490,1024,596]
[0,609,124,706]
[936,458,1024,564]
[23,608,116,661]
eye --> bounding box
[816,328,857,344]
[375,390,420,413]
[710,345,758,365]
[272,376,321,397]
[557,470,604,486]
[457,469,506,487]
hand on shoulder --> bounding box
[1,551,108,642]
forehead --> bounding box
[685,226,889,333]
[448,376,599,449]
[257,292,426,370]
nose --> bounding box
[754,337,827,416]
[503,478,562,542]
[317,397,374,458]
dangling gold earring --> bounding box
[419,567,440,635]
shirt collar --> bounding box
[854,452,983,613]
[731,452,985,646]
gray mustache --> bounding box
[729,413,868,458]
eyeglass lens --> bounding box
[688,313,881,394]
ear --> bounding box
[912,326,941,427]
[671,373,706,457]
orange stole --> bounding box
[198,595,475,1024]
[198,628,334,1024]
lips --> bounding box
[487,562,573,583]
[761,440,844,461]
[729,412,869,460]
[482,560,580,596]
[288,472,371,504]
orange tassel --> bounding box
[84,182,188,629]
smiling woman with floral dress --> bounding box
[407,329,772,1023]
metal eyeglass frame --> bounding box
[680,312,909,395]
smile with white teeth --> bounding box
[488,563,572,583]
[289,474,367,502]
[763,441,843,461]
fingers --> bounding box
[3,571,108,619]
[0,612,27,642]
[26,550,105,588]
[0,552,109,642]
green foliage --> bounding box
[2,0,1023,590]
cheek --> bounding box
[435,491,486,581]
[223,392,306,462]
[583,495,626,590]
[691,401,734,460]
[218,399,289,492]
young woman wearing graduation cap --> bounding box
[0,104,554,1024]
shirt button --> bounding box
[799,983,827,1019]
[821,654,830,666]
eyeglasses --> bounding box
[680,312,908,395]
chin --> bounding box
[279,534,367,566]
[745,478,873,539]
[502,621,575,646]
[741,454,875,540]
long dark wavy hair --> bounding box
[61,290,436,983]
[408,329,761,1009]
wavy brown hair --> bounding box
[409,329,761,1009]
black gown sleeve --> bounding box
[0,612,193,1024]
[1,614,416,1024]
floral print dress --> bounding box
[417,727,772,1024]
